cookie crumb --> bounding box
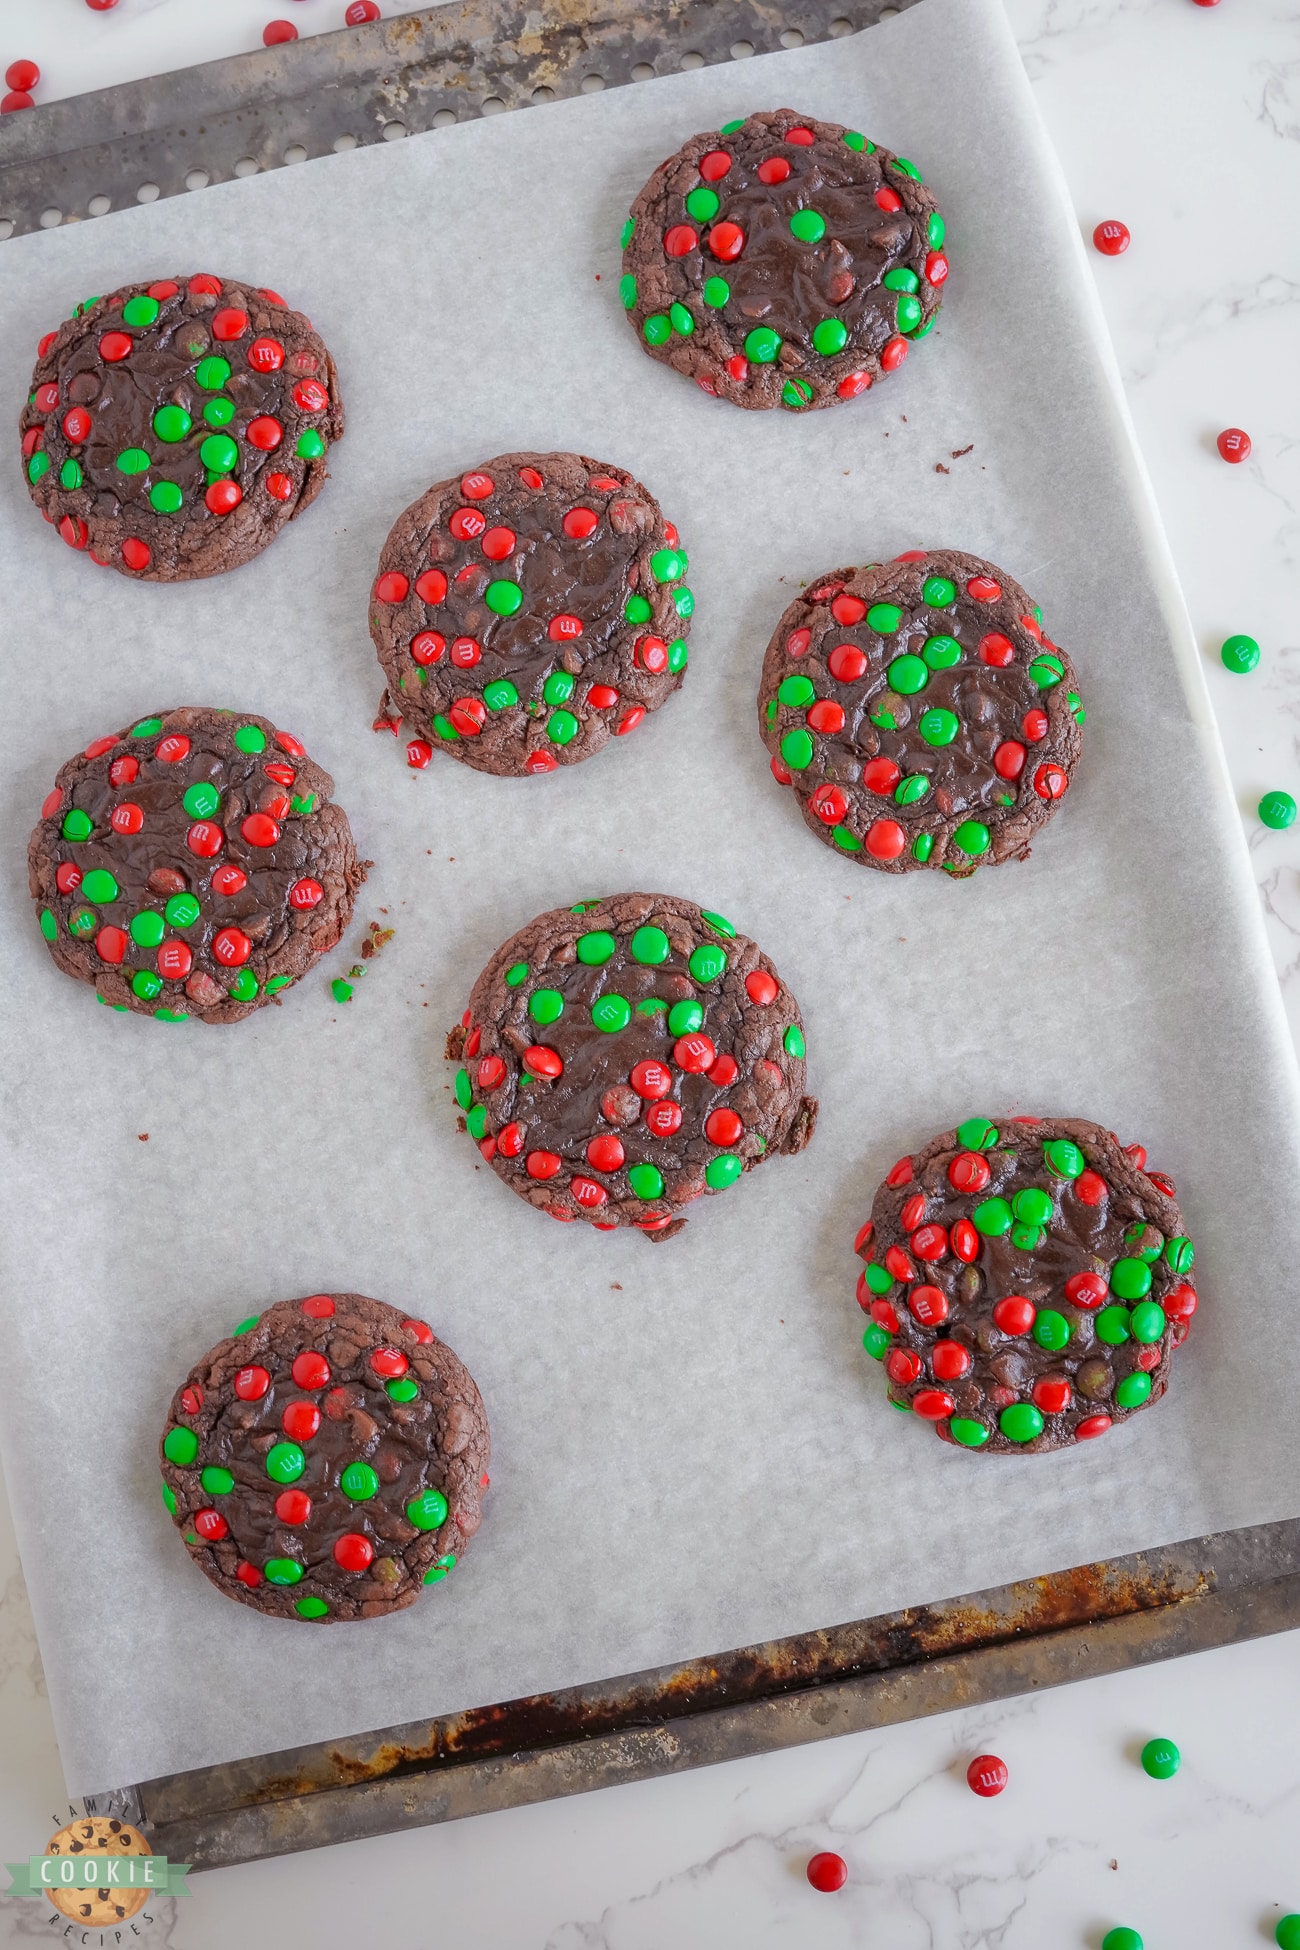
[952,444,974,458]
[610,1283,623,1290]
[935,462,950,473]
[138,1133,149,1142]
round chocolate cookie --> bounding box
[371,452,692,775]
[855,1115,1198,1454]
[160,1293,489,1622]
[759,550,1084,875]
[44,1817,151,1925]
[20,273,343,581]
[447,893,817,1240]
[620,109,946,411]
[29,706,364,1023]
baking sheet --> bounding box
[1,0,1298,1799]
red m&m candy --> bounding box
[967,1754,1008,1796]
[1217,427,1250,463]
[1093,220,1130,256]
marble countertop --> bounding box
[2,0,1299,1943]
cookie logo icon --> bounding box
[44,1816,151,1922]
[4,1812,190,1913]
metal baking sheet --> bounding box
[108,1516,1300,1869]
[0,0,917,241]
[1,0,1299,1821]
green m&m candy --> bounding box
[862,1321,892,1360]
[406,1488,449,1531]
[628,1162,664,1200]
[1114,1370,1152,1409]
[591,994,632,1033]
[1275,1917,1300,1950]
[1110,1256,1152,1299]
[1219,633,1259,673]
[153,404,191,443]
[789,208,826,243]
[919,707,960,746]
[689,943,727,982]
[296,1595,330,1619]
[163,1425,199,1467]
[668,999,704,1035]
[999,1402,1044,1444]
[703,276,730,308]
[1044,1139,1085,1178]
[705,1153,743,1190]
[949,1418,990,1448]
[266,1441,305,1484]
[1013,1186,1053,1228]
[643,314,671,345]
[973,1197,1013,1236]
[1259,791,1296,830]
[1101,1931,1143,1950]
[952,819,990,855]
[528,988,564,1025]
[264,1558,304,1586]
[744,326,781,363]
[812,318,847,356]
[80,868,118,903]
[957,1117,998,1150]
[619,273,637,310]
[577,930,616,965]
[341,1461,379,1502]
[1140,1735,1180,1778]
[61,808,93,842]
[631,926,669,964]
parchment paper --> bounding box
[1,0,1298,1799]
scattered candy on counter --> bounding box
[330,918,395,1003]
[1102,1931,1143,1950]
[345,1,382,20]
[264,20,299,44]
[966,1753,1008,1796]
[1093,220,1130,256]
[1276,1917,1300,1950]
[1217,426,1251,463]
[1258,790,1297,831]
[805,1852,847,1892]
[1220,632,1260,673]
[1,55,38,111]
[84,0,120,10]
[1140,1735,1180,1778]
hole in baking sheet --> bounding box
[730,39,755,58]
[631,62,655,81]
[530,85,554,102]
[829,15,855,34]
[88,194,112,216]
[680,50,704,70]
[233,157,259,178]
[0,219,15,241]
[283,144,308,165]
[40,208,63,228]
[381,120,407,140]
[137,183,161,203]
[185,167,210,189]
[579,74,605,93]
[779,27,805,47]
[481,96,507,116]
[432,108,457,127]
[332,133,358,152]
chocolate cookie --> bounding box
[371,452,692,775]
[44,1817,151,1925]
[160,1293,489,1622]
[447,893,817,1239]
[620,109,946,410]
[20,274,343,580]
[856,1116,1198,1454]
[29,706,364,1023]
[759,550,1084,875]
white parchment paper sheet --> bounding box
[1,0,1297,1798]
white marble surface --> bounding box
[2,0,1299,1943]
